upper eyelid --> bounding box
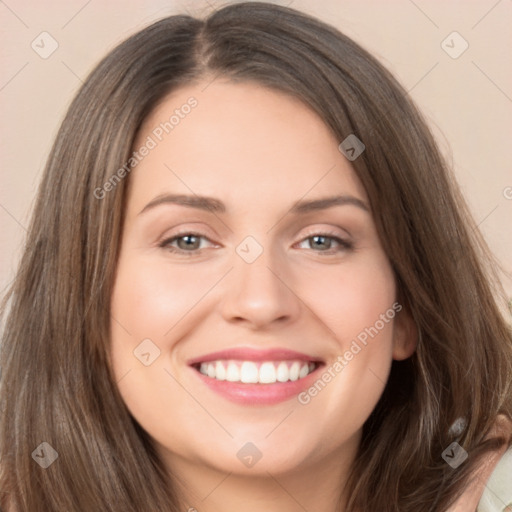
[161,227,350,241]
[161,231,216,242]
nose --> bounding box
[219,245,302,330]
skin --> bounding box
[109,79,419,512]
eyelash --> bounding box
[158,230,353,257]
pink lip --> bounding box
[187,347,324,406]
[187,347,322,366]
[192,367,323,405]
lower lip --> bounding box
[191,365,323,405]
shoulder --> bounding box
[448,415,512,512]
[477,446,512,512]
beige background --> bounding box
[1,0,511,300]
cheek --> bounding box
[294,253,397,430]
[108,256,210,441]
[298,251,397,346]
[110,255,218,347]
[109,253,229,422]
[109,255,195,398]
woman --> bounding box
[1,2,511,511]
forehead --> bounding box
[128,80,367,213]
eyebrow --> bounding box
[138,193,370,215]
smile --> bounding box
[188,347,324,405]
[196,360,317,384]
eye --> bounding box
[158,231,352,256]
[296,233,353,255]
[159,232,215,255]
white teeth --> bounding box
[299,363,309,379]
[197,359,317,384]
[259,362,277,383]
[276,362,289,382]
[226,362,240,382]
[289,362,300,381]
[240,362,259,383]
[215,361,226,381]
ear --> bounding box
[392,305,418,361]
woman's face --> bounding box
[110,79,416,479]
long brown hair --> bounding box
[1,2,511,511]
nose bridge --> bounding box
[235,234,285,300]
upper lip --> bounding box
[187,347,324,366]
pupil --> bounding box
[312,235,330,250]
[179,235,199,250]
